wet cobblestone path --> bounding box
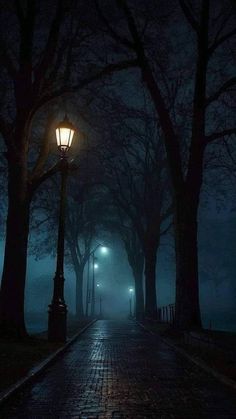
[1,320,236,418]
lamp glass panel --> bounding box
[56,127,75,150]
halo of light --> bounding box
[100,246,108,254]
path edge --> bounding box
[136,321,236,392]
[0,319,97,406]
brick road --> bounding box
[1,320,236,418]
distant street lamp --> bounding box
[100,246,108,255]
[89,244,109,317]
[129,287,134,318]
[48,115,76,342]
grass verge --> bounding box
[140,320,236,382]
[0,318,91,393]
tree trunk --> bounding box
[75,268,84,319]
[174,196,202,329]
[0,156,30,338]
[133,268,144,320]
[144,242,158,319]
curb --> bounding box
[0,319,97,406]
[136,321,236,392]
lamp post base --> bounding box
[48,302,67,342]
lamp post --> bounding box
[85,255,90,317]
[48,115,76,342]
[129,287,134,318]
[96,283,102,318]
[91,255,98,317]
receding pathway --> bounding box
[1,320,236,418]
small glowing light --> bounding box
[94,263,99,269]
[129,288,134,293]
[97,283,100,287]
[100,246,108,254]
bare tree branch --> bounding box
[205,77,236,107]
[33,0,65,88]
[30,115,54,181]
[208,28,236,57]
[205,128,236,144]
[30,161,60,196]
[179,0,199,33]
[32,58,139,113]
[95,0,134,49]
[116,0,183,191]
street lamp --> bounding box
[85,258,90,318]
[56,115,75,154]
[96,283,103,318]
[129,287,134,319]
[91,255,98,317]
[48,115,76,342]
[89,243,109,317]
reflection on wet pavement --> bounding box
[1,320,236,418]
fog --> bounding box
[1,199,235,333]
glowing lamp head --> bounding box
[100,246,108,255]
[129,287,134,293]
[96,283,100,287]
[56,115,76,155]
[94,263,99,270]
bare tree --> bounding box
[0,0,137,336]
[66,183,108,318]
[99,110,172,319]
[96,0,236,328]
